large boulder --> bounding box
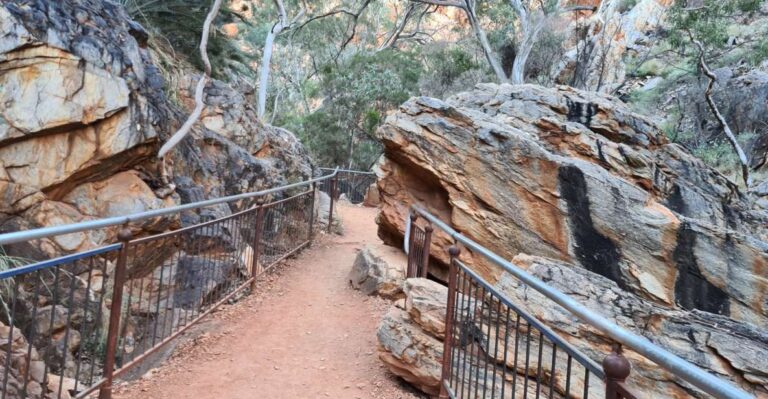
[349,245,406,299]
[376,83,768,326]
[377,307,443,396]
[375,83,768,396]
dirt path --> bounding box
[113,204,423,399]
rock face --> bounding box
[375,83,768,396]
[0,0,313,394]
[377,282,444,396]
[0,0,313,259]
[349,245,406,299]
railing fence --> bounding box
[0,168,375,399]
[405,205,754,399]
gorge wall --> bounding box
[0,0,312,259]
[375,83,768,396]
[0,2,313,395]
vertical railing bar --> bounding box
[512,313,521,396]
[523,322,532,398]
[457,268,469,398]
[121,252,136,363]
[251,205,265,290]
[480,293,493,398]
[1,280,19,399]
[450,263,464,393]
[500,307,511,399]
[151,252,165,350]
[583,368,590,399]
[440,246,459,399]
[473,283,486,399]
[490,298,502,398]
[21,270,43,396]
[565,355,572,397]
[327,175,336,234]
[549,343,557,399]
[73,256,97,393]
[42,265,62,384]
[59,263,79,398]
[421,224,433,278]
[99,228,132,399]
[535,330,544,398]
[88,257,109,386]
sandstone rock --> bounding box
[314,190,343,234]
[376,84,768,327]
[349,246,406,299]
[375,83,768,396]
[363,183,381,208]
[403,278,448,339]
[495,254,768,397]
[377,307,443,396]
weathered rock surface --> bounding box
[403,279,447,339]
[0,0,313,394]
[377,307,443,396]
[498,255,768,397]
[377,83,768,325]
[0,0,313,258]
[349,245,406,299]
[375,83,768,396]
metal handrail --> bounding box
[0,168,339,246]
[408,204,754,399]
[319,167,375,175]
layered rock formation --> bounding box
[0,1,313,395]
[375,83,768,396]
[0,0,312,259]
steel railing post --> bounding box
[251,204,265,291]
[406,214,418,278]
[327,176,337,234]
[439,245,460,399]
[99,227,132,399]
[603,344,632,399]
[308,182,317,241]
[421,224,433,278]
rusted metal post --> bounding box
[406,213,418,278]
[308,182,317,241]
[327,176,337,234]
[420,224,433,278]
[250,204,265,291]
[439,245,461,399]
[99,227,132,399]
[603,344,632,399]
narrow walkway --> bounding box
[113,205,423,399]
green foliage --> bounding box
[118,0,253,80]
[668,0,763,53]
[0,247,29,325]
[282,49,424,169]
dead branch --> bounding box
[689,30,752,187]
[158,0,224,158]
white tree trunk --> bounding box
[158,0,224,158]
[258,26,281,119]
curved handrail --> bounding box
[409,204,754,399]
[0,168,339,246]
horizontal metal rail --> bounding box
[0,169,339,246]
[409,204,753,399]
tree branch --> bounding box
[158,0,224,158]
[689,30,752,187]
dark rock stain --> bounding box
[558,165,627,290]
[673,223,730,316]
[566,98,598,127]
[666,184,687,216]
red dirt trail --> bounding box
[113,204,424,399]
